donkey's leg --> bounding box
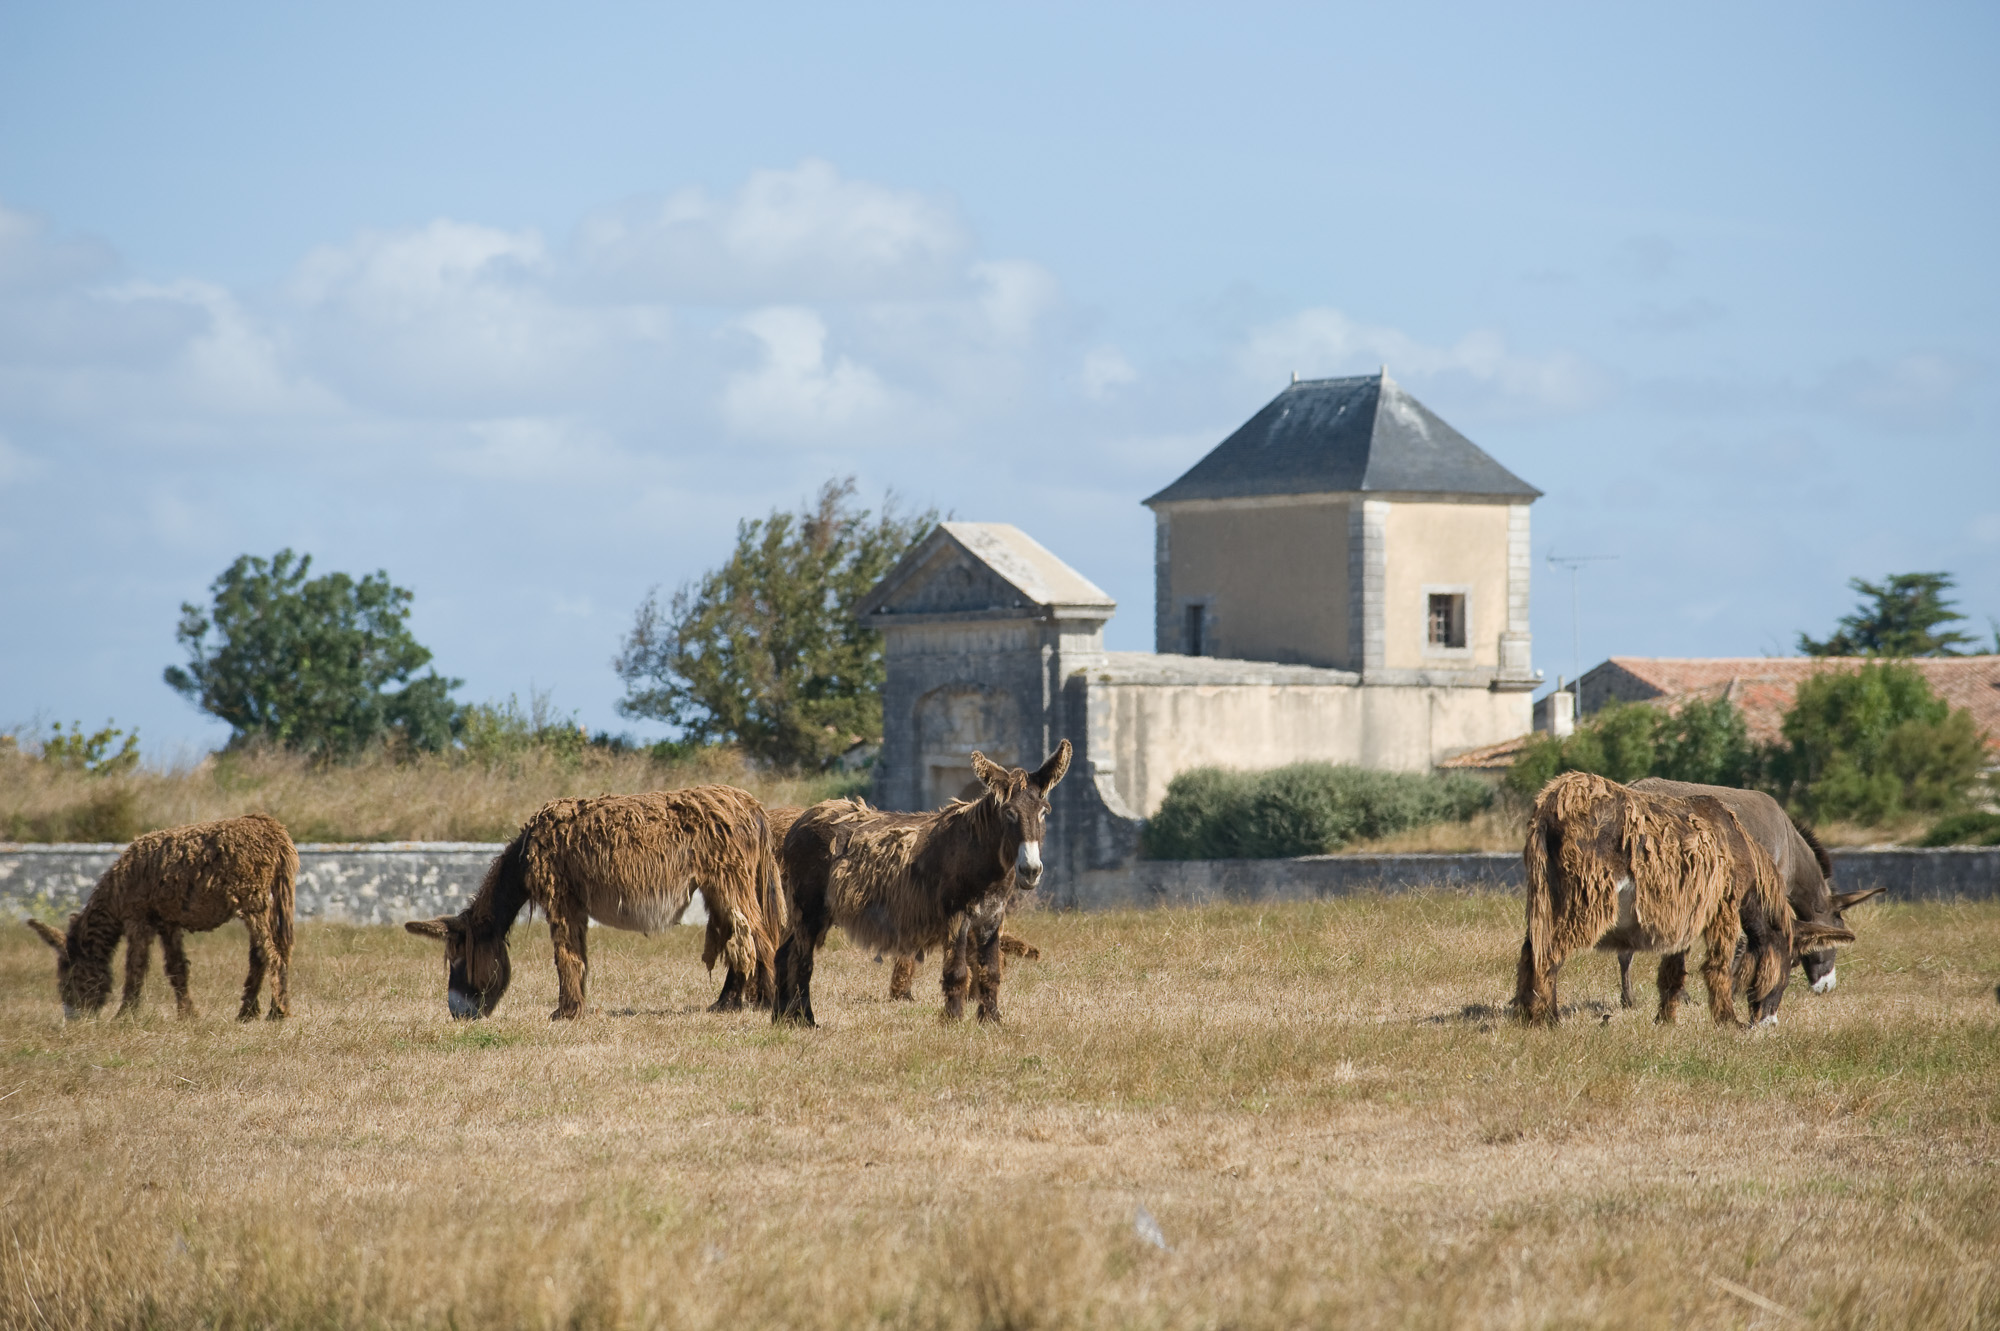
[159,926,197,1019]
[117,921,155,1017]
[973,924,1005,1024]
[772,928,825,1027]
[940,923,972,1023]
[1654,952,1687,1024]
[1740,908,1789,1025]
[888,954,917,1001]
[707,907,748,1012]
[1617,950,1636,1009]
[1700,903,1744,1028]
[548,912,590,1020]
[264,908,292,1021]
[238,912,275,1022]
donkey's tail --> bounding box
[758,808,788,941]
[1513,796,1558,1018]
[269,839,298,959]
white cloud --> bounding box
[577,159,968,302]
[720,307,896,441]
[1080,346,1138,400]
[1237,307,1607,413]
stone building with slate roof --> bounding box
[862,375,1545,902]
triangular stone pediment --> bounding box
[885,546,1036,615]
[859,522,1116,621]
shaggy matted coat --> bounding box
[773,741,1069,1026]
[405,786,783,1020]
[1512,772,1850,1027]
[27,813,297,1021]
[1627,777,1883,1002]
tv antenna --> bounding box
[1545,553,1618,699]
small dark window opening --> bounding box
[1427,594,1466,649]
[1185,603,1205,657]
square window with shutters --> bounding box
[1427,593,1466,649]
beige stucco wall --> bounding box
[1160,498,1351,667]
[1085,667,1534,814]
[1380,501,1512,671]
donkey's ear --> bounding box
[1793,920,1856,946]
[26,919,67,956]
[1831,886,1886,911]
[405,918,454,940]
[970,751,1008,790]
[1030,739,1072,792]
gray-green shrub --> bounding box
[1141,762,1493,860]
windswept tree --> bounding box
[1799,572,1979,657]
[165,549,460,757]
[614,479,936,769]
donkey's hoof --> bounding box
[236,1007,259,1023]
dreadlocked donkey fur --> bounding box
[27,813,296,1021]
[1624,777,1883,1005]
[404,786,784,1020]
[773,740,1069,1026]
[1513,772,1852,1028]
[765,803,1044,1002]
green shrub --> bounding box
[1506,696,1754,797]
[1142,762,1492,860]
[1767,662,1987,824]
[1919,811,2000,847]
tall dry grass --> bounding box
[0,744,861,844]
[0,893,1993,1329]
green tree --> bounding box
[164,549,460,757]
[40,719,142,776]
[614,479,936,768]
[1766,661,1986,824]
[1798,572,1978,657]
[1505,696,1755,797]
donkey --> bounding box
[1625,777,1884,1004]
[1513,772,1853,1028]
[405,786,783,1020]
[27,813,296,1021]
[772,740,1070,1026]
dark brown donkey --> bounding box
[405,786,783,1019]
[1625,777,1883,1003]
[773,740,1070,1026]
[27,814,297,1021]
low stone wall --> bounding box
[5,842,1992,924]
[0,843,713,927]
[1067,846,2000,910]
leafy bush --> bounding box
[454,692,591,770]
[1919,811,2000,847]
[1766,662,1987,824]
[1505,696,1754,797]
[1142,762,1492,860]
[36,720,141,776]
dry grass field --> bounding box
[1,893,1994,1330]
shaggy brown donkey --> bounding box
[1623,778,1883,1004]
[27,813,296,1021]
[1512,773,1852,1028]
[405,786,783,1020]
[773,740,1069,1026]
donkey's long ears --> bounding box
[1031,738,1072,792]
[970,751,1009,790]
[1832,886,1887,911]
[404,918,455,940]
[1793,920,1857,946]
[26,919,67,957]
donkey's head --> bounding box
[1797,887,1883,993]
[404,913,512,1019]
[27,916,111,1018]
[969,739,1072,889]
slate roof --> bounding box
[856,521,1116,620]
[1144,371,1541,506]
[1578,656,2000,754]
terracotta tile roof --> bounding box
[1437,734,1533,770]
[1577,656,2000,752]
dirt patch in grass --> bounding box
[1,893,1993,1328]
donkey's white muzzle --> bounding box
[1016,840,1044,888]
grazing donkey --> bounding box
[27,813,296,1021]
[773,740,1070,1026]
[1625,777,1883,1004]
[405,786,783,1020]
[1513,772,1852,1027]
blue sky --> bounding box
[3,2,1995,757]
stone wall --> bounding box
[0,842,712,926]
